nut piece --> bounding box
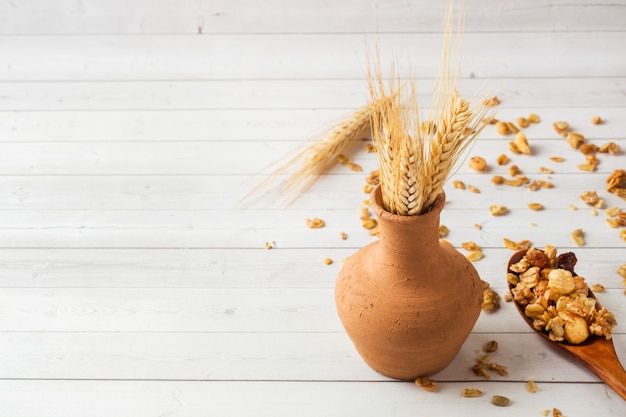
[548,269,575,295]
[483,340,498,353]
[491,395,510,407]
[469,156,488,172]
[571,228,585,246]
[306,218,325,229]
[490,205,509,216]
[564,315,590,344]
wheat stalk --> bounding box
[241,104,372,207]
[368,1,494,215]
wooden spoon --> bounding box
[507,249,626,401]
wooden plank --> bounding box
[1,33,625,80]
[0,287,622,334]
[0,380,623,417]
[0,331,623,383]
[0,248,623,290]
[0,78,625,111]
[0,172,621,210]
[0,205,621,249]
[0,107,623,143]
[0,207,621,249]
[0,0,624,34]
[0,138,622,175]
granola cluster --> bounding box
[507,247,617,344]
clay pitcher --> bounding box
[335,185,483,379]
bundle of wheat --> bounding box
[368,4,493,215]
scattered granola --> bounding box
[414,376,437,392]
[490,205,509,216]
[580,190,600,205]
[324,258,333,265]
[503,238,532,250]
[481,281,501,311]
[525,381,539,393]
[461,388,482,397]
[528,203,544,211]
[306,217,325,228]
[496,154,509,165]
[606,169,626,200]
[591,115,602,125]
[469,156,488,172]
[571,228,585,246]
[491,395,511,407]
[453,180,466,190]
[483,340,498,352]
[439,225,449,237]
[467,250,485,262]
[339,231,347,240]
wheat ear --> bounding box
[241,104,372,207]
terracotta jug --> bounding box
[335,185,483,379]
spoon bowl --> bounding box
[507,249,626,401]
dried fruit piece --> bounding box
[490,205,509,216]
[491,395,510,407]
[414,377,437,392]
[571,228,585,246]
[469,156,488,172]
[461,388,482,397]
[306,217,325,228]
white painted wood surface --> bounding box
[0,0,624,415]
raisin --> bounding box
[556,252,577,275]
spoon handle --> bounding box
[575,338,626,401]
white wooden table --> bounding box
[0,1,625,415]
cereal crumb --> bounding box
[592,115,602,125]
[467,250,484,262]
[483,340,498,352]
[467,185,480,193]
[324,258,333,265]
[461,388,482,397]
[490,205,509,216]
[592,283,605,293]
[306,217,325,229]
[571,228,585,246]
[264,240,276,250]
[339,231,347,240]
[525,380,539,393]
[414,377,437,392]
